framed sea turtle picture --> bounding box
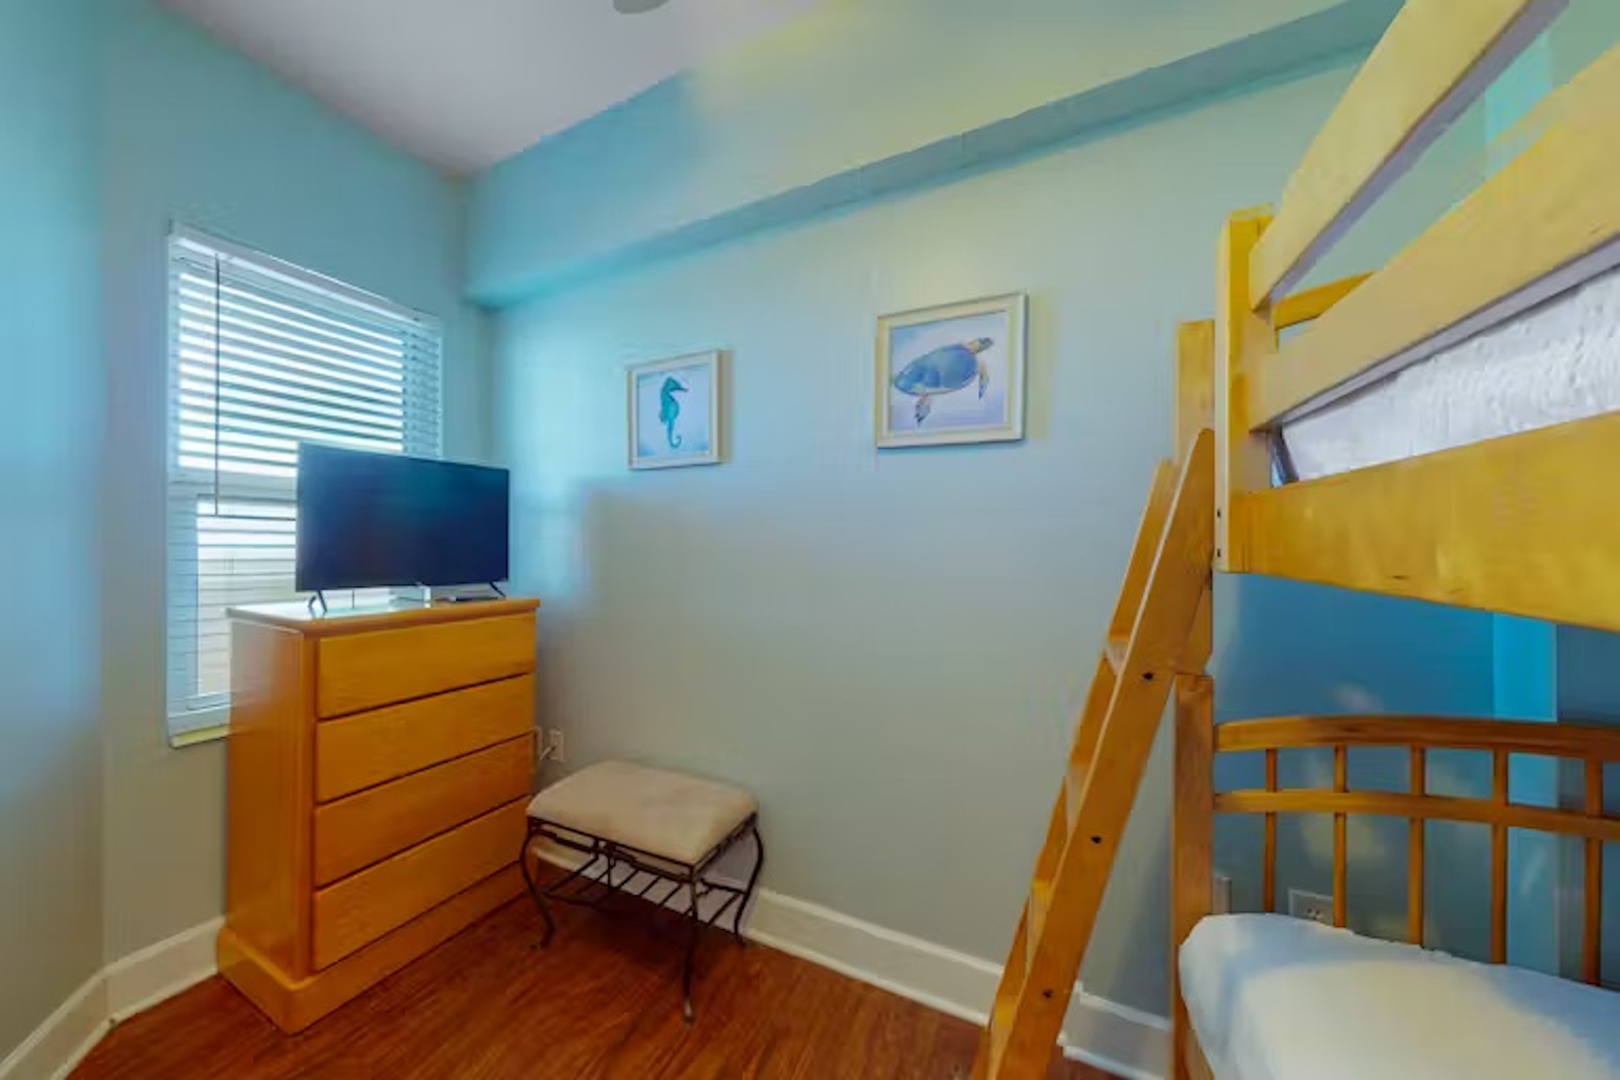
[628,351,722,470]
[875,293,1027,449]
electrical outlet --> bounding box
[1212,873,1233,915]
[1288,888,1334,926]
[545,728,565,764]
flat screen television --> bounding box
[295,444,510,592]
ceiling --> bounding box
[160,0,823,175]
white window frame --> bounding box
[165,225,443,745]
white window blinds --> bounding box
[166,228,442,740]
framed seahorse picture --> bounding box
[628,350,723,470]
[875,293,1027,449]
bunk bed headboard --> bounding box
[1210,713,1620,975]
[1170,691,1620,1079]
[1213,0,1620,633]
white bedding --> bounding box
[1180,914,1620,1080]
[1280,262,1620,481]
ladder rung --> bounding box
[1070,652,1118,773]
[1026,879,1054,971]
[1007,911,1030,989]
[1034,794,1065,884]
[1105,638,1126,673]
[1064,763,1087,834]
[988,995,1017,1072]
[1107,459,1176,644]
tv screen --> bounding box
[295,444,510,592]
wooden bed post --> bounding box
[1176,321,1216,671]
[1214,210,1275,574]
[1171,322,1216,1080]
[1175,321,1214,464]
[1171,675,1215,1080]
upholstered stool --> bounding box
[520,761,765,1021]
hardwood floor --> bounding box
[75,888,1108,1079]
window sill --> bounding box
[170,724,228,748]
[169,705,230,748]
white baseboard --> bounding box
[534,846,1168,1079]
[0,919,222,1080]
[106,918,224,1023]
[1059,992,1168,1080]
[746,889,1000,1026]
[0,975,108,1080]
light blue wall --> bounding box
[97,0,492,960]
[468,0,1399,302]
[1550,0,1620,84]
[1558,626,1620,985]
[1495,618,1558,720]
[1559,629,1620,722]
[1491,616,1559,975]
[0,0,107,1057]
[1213,578,1499,955]
[1211,589,1563,976]
[480,57,1511,1019]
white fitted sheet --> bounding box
[1180,914,1620,1080]
[1281,262,1620,481]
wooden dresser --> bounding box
[218,598,540,1032]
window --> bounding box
[166,228,442,742]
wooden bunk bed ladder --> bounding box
[971,429,1215,1080]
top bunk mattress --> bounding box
[1180,913,1620,1080]
[1280,261,1620,481]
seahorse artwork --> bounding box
[659,376,688,448]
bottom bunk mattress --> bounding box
[1179,914,1620,1080]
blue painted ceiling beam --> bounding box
[467,0,1400,307]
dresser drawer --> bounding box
[316,615,535,718]
[313,736,533,887]
[312,798,528,970]
[315,675,534,802]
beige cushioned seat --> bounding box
[526,760,757,866]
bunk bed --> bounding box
[974,2,1620,1077]
[1174,0,1620,1076]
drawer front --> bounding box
[317,614,535,718]
[312,798,528,970]
[314,736,534,887]
[316,675,534,802]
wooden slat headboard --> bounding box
[1177,709,1620,982]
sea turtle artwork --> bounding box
[890,337,993,425]
[658,376,688,448]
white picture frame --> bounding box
[875,293,1027,449]
[628,351,723,470]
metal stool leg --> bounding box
[519,824,557,947]
[599,847,619,909]
[733,820,766,945]
[682,871,702,1023]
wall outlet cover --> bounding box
[1288,887,1334,926]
